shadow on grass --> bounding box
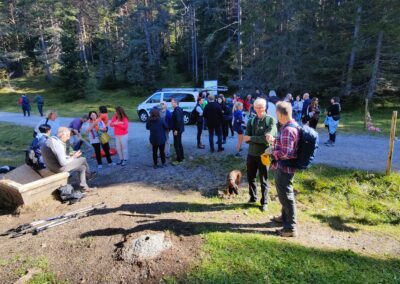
[80,218,280,238]
[312,214,359,232]
[178,232,400,283]
[89,202,255,216]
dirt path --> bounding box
[0,111,399,172]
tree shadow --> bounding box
[80,218,280,239]
[90,201,259,216]
[312,214,359,232]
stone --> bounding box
[121,233,172,263]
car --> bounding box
[137,89,201,125]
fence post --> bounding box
[386,111,398,175]
[364,99,369,130]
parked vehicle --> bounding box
[137,86,228,125]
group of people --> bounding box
[18,94,44,117]
[29,106,131,191]
[22,88,343,238]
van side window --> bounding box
[148,93,161,103]
[175,93,195,103]
[163,93,175,102]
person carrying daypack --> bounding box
[20,95,31,117]
[265,101,318,238]
[26,124,51,170]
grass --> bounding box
[322,105,400,136]
[0,122,34,167]
[0,75,148,121]
[0,255,67,284]
[173,232,400,284]
[187,155,400,235]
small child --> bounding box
[233,102,245,156]
[99,106,109,127]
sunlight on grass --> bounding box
[172,232,400,283]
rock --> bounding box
[121,233,172,263]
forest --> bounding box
[0,0,399,102]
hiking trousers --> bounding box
[247,154,269,205]
[275,169,297,230]
[208,125,222,151]
[152,144,166,165]
[115,134,129,161]
[173,132,184,162]
[59,157,90,188]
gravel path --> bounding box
[0,111,399,173]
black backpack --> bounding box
[281,123,319,170]
[190,104,200,124]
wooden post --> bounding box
[386,111,398,175]
[364,99,369,130]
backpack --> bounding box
[190,104,200,124]
[282,123,319,170]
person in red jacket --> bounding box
[110,106,129,166]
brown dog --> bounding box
[224,170,242,196]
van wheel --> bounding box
[183,112,190,125]
[139,110,148,122]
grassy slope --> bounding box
[177,232,400,284]
[0,123,34,167]
[0,75,147,121]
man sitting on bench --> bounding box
[41,127,96,191]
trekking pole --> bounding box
[7,203,105,237]
[33,203,106,235]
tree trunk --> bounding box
[344,5,362,96]
[237,0,243,86]
[38,19,52,82]
[367,31,384,100]
[77,12,88,71]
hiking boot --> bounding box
[109,162,117,166]
[197,144,205,149]
[248,199,257,204]
[121,160,127,166]
[217,147,224,152]
[276,228,298,238]
[97,165,103,169]
[171,161,182,166]
[271,215,283,223]
[153,165,158,169]
[261,204,268,212]
[210,149,215,153]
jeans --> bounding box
[247,155,269,205]
[152,144,166,165]
[197,119,203,146]
[275,169,297,230]
[92,142,112,165]
[37,104,44,116]
[208,125,222,151]
[165,130,170,156]
[173,132,184,161]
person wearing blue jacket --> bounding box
[159,101,173,158]
[146,108,168,168]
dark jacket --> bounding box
[172,106,185,133]
[327,103,341,120]
[302,99,311,116]
[203,101,223,127]
[146,119,168,145]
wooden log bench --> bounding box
[0,164,69,210]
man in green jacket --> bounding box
[243,98,277,211]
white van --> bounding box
[137,88,200,124]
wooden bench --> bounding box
[0,164,69,210]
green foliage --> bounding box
[180,232,400,284]
[58,7,88,101]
